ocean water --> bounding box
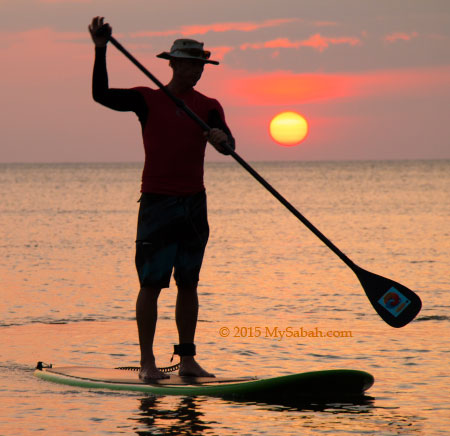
[0,160,449,435]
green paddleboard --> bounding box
[34,363,374,401]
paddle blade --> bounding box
[353,267,422,328]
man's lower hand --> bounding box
[204,128,230,153]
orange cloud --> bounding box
[208,46,235,61]
[38,0,92,3]
[131,18,299,38]
[223,67,450,106]
[302,34,362,51]
[385,32,419,43]
[225,72,350,105]
[241,33,362,52]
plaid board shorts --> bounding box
[135,190,209,289]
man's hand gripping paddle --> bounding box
[103,32,422,327]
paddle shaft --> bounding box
[108,36,358,270]
[107,36,424,327]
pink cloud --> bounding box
[385,32,419,43]
[1,28,88,76]
[131,18,299,38]
[0,27,89,54]
[241,33,362,52]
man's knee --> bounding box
[139,286,162,300]
[176,283,198,294]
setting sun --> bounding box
[269,111,308,146]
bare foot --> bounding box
[139,364,170,382]
[179,356,215,377]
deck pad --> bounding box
[44,366,256,386]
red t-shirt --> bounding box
[133,87,229,195]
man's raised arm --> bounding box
[89,16,146,116]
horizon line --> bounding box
[1,157,448,166]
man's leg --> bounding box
[175,284,214,377]
[136,286,169,380]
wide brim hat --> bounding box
[157,38,219,65]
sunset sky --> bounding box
[1,0,449,162]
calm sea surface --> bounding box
[0,160,449,435]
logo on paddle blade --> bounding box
[378,287,411,317]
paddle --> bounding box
[107,35,422,328]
